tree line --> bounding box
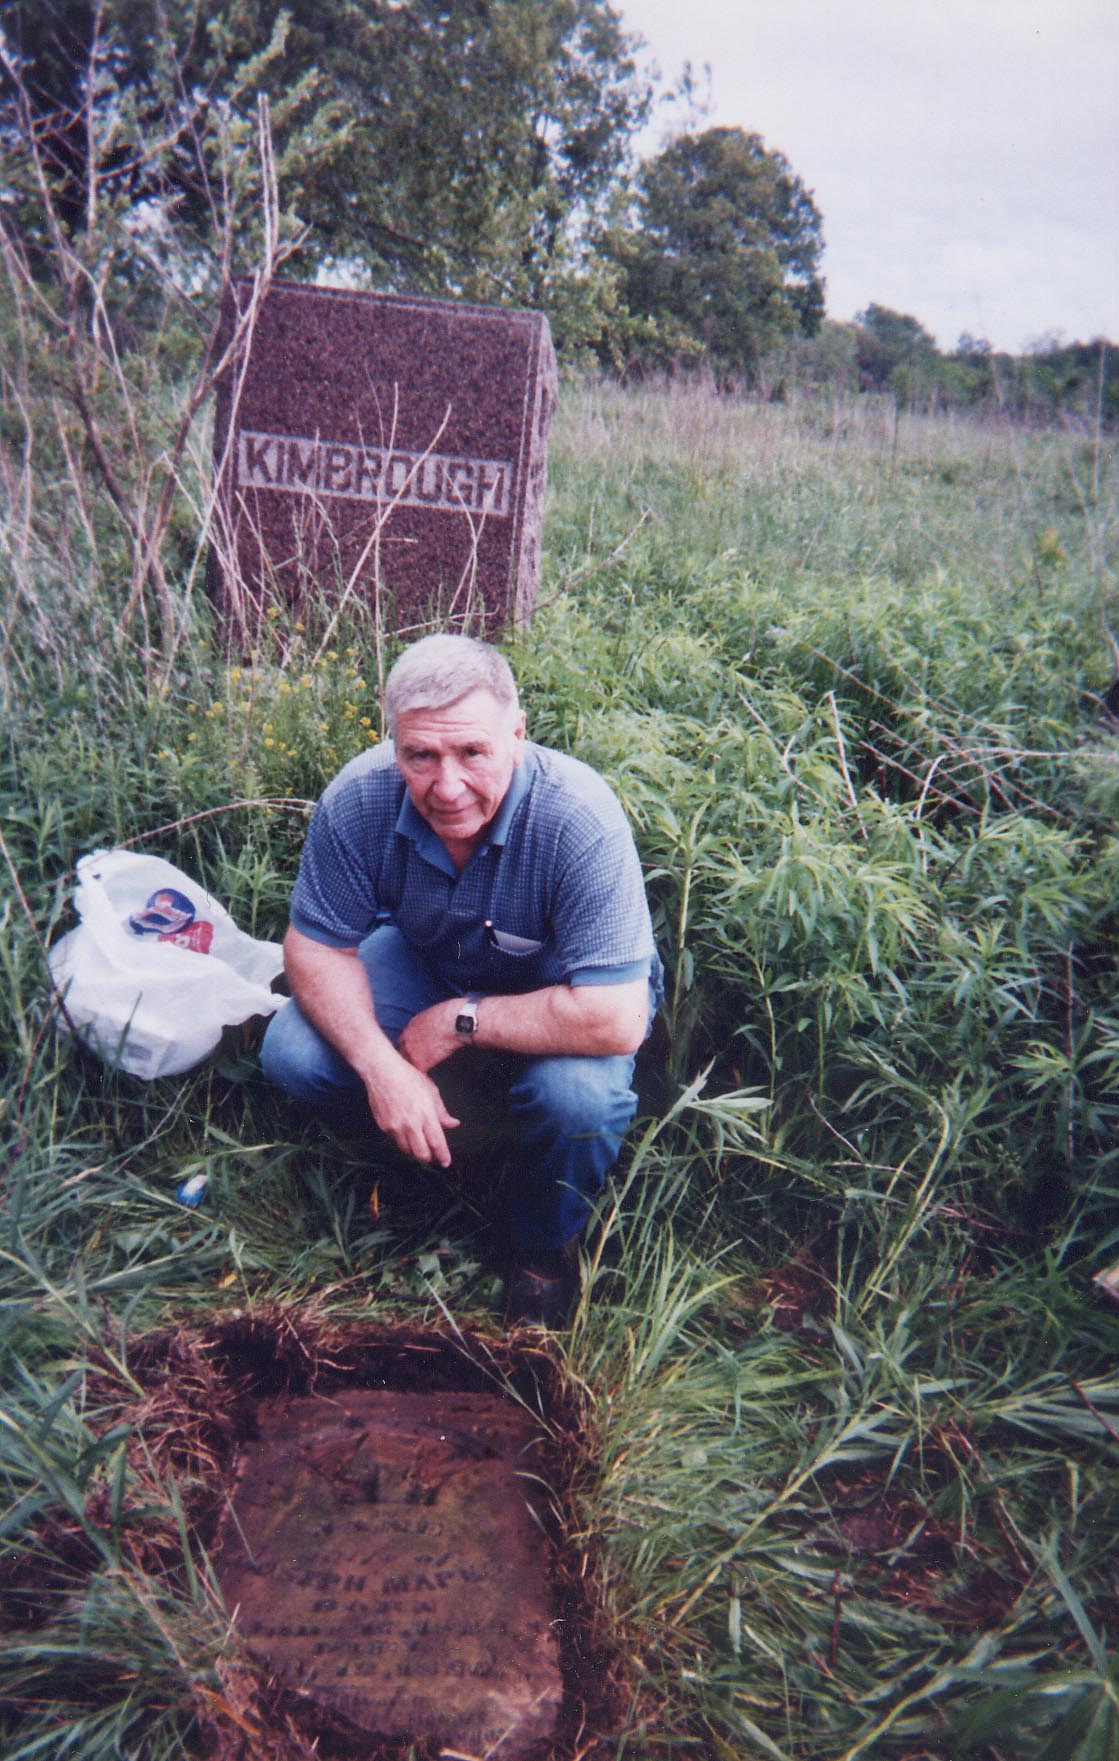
[1,0,1112,428]
[841,306,1117,428]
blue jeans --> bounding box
[260,926,640,1252]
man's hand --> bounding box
[282,927,460,1165]
[398,999,463,1075]
[363,1055,460,1167]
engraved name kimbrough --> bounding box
[236,430,512,518]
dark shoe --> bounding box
[503,1241,580,1329]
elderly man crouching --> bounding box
[261,634,661,1325]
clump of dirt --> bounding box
[827,1486,952,1561]
[738,1249,834,1334]
[806,1465,1024,1634]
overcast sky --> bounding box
[618,0,1118,353]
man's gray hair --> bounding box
[383,634,520,734]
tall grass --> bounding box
[2,373,1119,1758]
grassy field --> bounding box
[2,374,1118,1760]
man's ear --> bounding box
[512,708,528,759]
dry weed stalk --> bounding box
[0,25,304,671]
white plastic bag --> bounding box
[48,848,285,1078]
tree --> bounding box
[0,0,340,289]
[0,1,308,663]
[853,303,938,400]
[607,126,825,381]
[1,0,652,329]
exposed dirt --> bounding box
[753,1252,834,1332]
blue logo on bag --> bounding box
[128,888,197,937]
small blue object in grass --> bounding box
[176,1172,210,1207]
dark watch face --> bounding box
[455,1012,476,1034]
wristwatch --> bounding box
[454,996,481,1038]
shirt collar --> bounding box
[394,745,536,869]
[485,745,535,847]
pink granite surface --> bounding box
[209,281,557,648]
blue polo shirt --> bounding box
[290,741,662,999]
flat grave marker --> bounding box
[216,1386,562,1757]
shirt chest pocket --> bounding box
[481,918,560,992]
[485,920,546,956]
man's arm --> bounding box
[398,978,649,1076]
[282,925,460,1166]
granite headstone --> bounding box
[216,1387,563,1757]
[209,280,557,645]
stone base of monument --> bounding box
[216,1385,562,1758]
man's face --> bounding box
[393,688,526,855]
